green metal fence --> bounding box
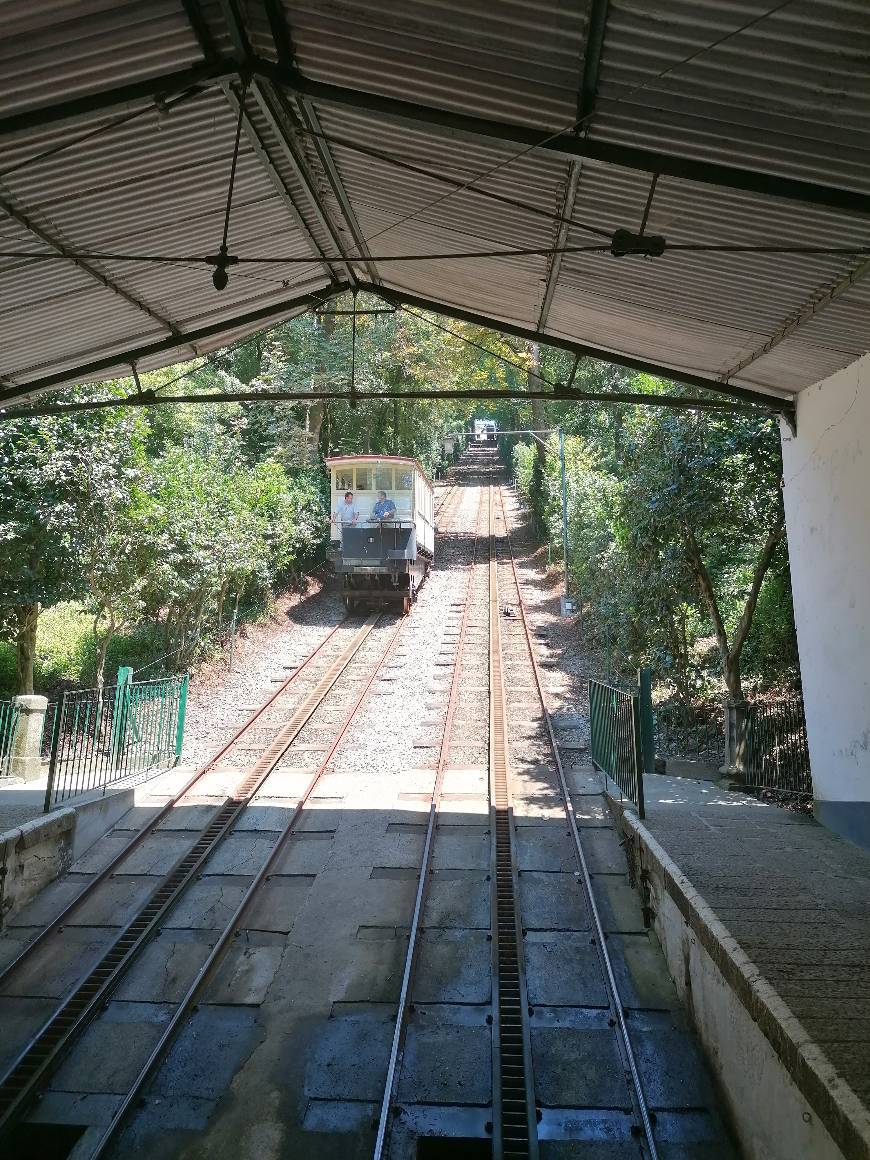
[588,679,645,818]
[44,669,188,810]
[0,699,21,777]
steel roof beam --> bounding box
[0,62,238,139]
[537,161,581,331]
[0,283,346,408]
[294,96,380,286]
[539,0,610,331]
[3,384,769,423]
[3,54,866,218]
[250,82,363,287]
[221,82,342,282]
[254,0,379,284]
[210,0,378,286]
[0,193,182,339]
[360,282,795,415]
[273,65,870,219]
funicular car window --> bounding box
[396,468,414,489]
[355,467,372,491]
[375,467,393,491]
[335,468,353,491]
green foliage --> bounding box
[514,390,797,701]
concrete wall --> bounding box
[619,810,868,1160]
[780,352,870,848]
[0,809,76,925]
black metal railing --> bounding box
[588,679,645,817]
[654,700,725,768]
[745,697,812,795]
[44,673,188,809]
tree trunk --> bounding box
[15,603,38,695]
[94,617,115,693]
[685,518,784,704]
[723,653,744,703]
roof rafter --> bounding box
[539,0,610,331]
[0,191,183,340]
[361,281,794,416]
[215,0,380,286]
[256,0,381,285]
[3,55,867,219]
[273,63,870,219]
[0,283,344,407]
[719,256,870,382]
[220,81,341,282]
[250,81,363,287]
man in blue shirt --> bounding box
[372,491,397,522]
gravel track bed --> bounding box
[181,582,348,763]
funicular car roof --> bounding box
[325,455,434,493]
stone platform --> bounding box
[613,773,870,1160]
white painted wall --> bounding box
[780,352,870,845]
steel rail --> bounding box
[373,480,486,1159]
[494,485,659,1159]
[0,613,384,1138]
[89,613,413,1157]
[0,617,349,995]
[488,485,540,1160]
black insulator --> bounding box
[611,227,666,258]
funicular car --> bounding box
[327,455,434,614]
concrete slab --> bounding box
[524,933,608,1008]
[432,826,490,871]
[398,1018,491,1104]
[305,1007,393,1102]
[413,929,491,1004]
[0,995,58,1073]
[51,1000,174,1094]
[532,1025,628,1107]
[424,870,490,929]
[518,872,590,931]
[515,829,577,873]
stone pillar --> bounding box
[722,700,749,781]
[9,695,47,781]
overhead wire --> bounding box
[0,242,867,267]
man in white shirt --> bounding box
[333,491,360,528]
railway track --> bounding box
[376,476,660,1159]
[0,458,724,1158]
[373,483,487,1159]
[493,485,659,1158]
[0,612,404,1146]
[0,476,479,1154]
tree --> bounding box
[0,396,146,692]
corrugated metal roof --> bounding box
[0,0,868,407]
